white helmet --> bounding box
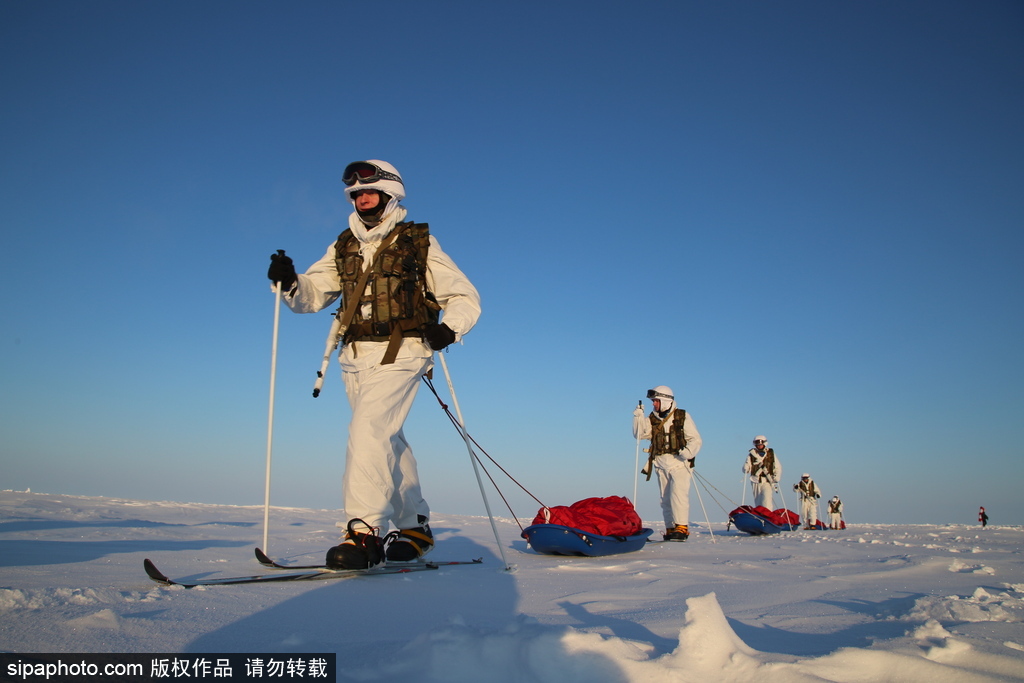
[342,160,405,203]
[647,385,674,412]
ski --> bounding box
[143,558,436,588]
[253,547,327,569]
[254,547,483,570]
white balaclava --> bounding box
[649,385,675,415]
[343,160,405,226]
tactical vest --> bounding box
[828,499,842,514]
[749,449,777,481]
[333,222,440,347]
[649,408,689,458]
[797,480,818,498]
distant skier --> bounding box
[827,495,844,529]
[742,435,782,510]
[979,506,989,528]
[633,385,702,541]
[793,473,821,529]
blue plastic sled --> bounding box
[522,524,654,556]
[731,512,799,535]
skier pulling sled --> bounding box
[521,496,653,557]
[633,386,703,541]
[266,159,483,569]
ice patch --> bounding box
[0,587,164,612]
[948,559,995,575]
[65,608,122,631]
[907,587,1024,623]
[342,616,649,683]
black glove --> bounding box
[422,322,456,351]
[268,250,297,291]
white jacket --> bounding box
[633,410,703,462]
[743,449,782,484]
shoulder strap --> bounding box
[336,227,402,332]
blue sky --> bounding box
[2,1,1022,525]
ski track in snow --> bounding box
[1,490,1022,682]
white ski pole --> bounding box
[437,352,512,571]
[778,484,793,529]
[690,467,716,543]
[632,401,642,504]
[262,281,282,553]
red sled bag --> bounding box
[531,496,643,538]
[729,505,800,528]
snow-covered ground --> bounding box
[1,490,1022,682]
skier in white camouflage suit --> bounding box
[742,435,782,510]
[633,385,703,541]
[267,160,481,569]
[827,495,843,529]
[793,473,821,529]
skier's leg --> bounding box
[389,427,430,530]
[668,463,692,527]
[341,353,431,530]
[656,465,674,530]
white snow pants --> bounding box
[339,339,433,531]
[751,480,775,510]
[800,497,818,527]
[829,512,841,529]
[654,454,693,528]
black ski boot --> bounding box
[326,519,386,569]
[385,515,434,562]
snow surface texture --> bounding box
[1,491,1022,682]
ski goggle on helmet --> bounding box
[647,387,674,401]
[341,160,406,205]
[342,161,403,187]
